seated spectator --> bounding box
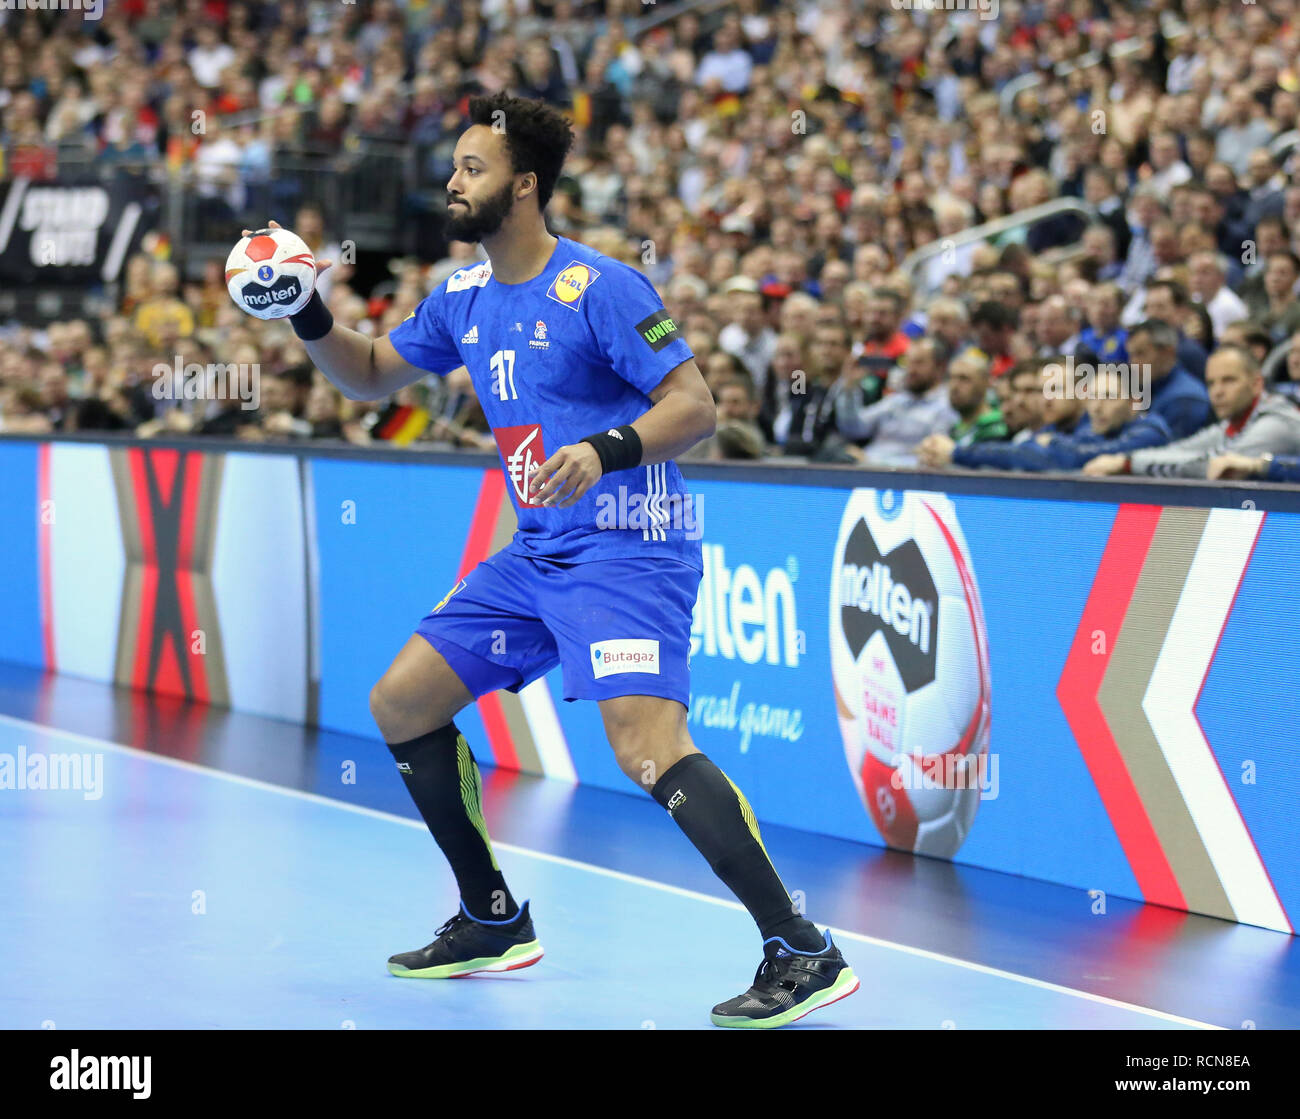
[778,320,847,460]
[717,277,776,399]
[1085,345,1300,478]
[914,352,1007,468]
[834,337,957,467]
[854,288,911,388]
[1219,322,1274,369]
[918,358,1050,471]
[924,297,972,359]
[1125,319,1213,439]
[682,372,767,461]
[1251,251,1300,344]
[1142,279,1208,378]
[1079,224,1123,284]
[1078,283,1129,364]
[1273,330,1300,406]
[1036,294,1091,360]
[1189,250,1249,339]
[134,262,195,350]
[760,331,805,447]
[1239,215,1288,313]
[968,300,1017,379]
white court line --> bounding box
[0,712,1219,1030]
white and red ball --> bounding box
[225,228,316,320]
[829,489,992,857]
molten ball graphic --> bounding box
[829,490,991,857]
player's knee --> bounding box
[608,729,664,787]
[369,676,414,739]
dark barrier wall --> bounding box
[2,433,1298,935]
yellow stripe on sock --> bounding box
[456,734,501,872]
[722,772,793,902]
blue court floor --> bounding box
[1,664,1298,1030]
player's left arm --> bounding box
[530,265,714,508]
[529,357,714,507]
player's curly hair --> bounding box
[468,92,575,211]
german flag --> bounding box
[374,404,429,446]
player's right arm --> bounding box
[239,220,461,400]
[299,327,430,402]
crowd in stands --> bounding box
[4,0,1300,481]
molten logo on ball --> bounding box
[240,275,303,313]
[829,490,991,857]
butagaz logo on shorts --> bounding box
[590,639,661,678]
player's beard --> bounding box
[446,180,516,243]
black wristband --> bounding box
[582,424,642,474]
[290,290,333,341]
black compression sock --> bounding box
[651,752,824,953]
[387,723,519,922]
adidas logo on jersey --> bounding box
[461,325,479,344]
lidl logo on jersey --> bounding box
[636,309,682,353]
[461,324,479,344]
[547,262,600,311]
[690,544,802,667]
[493,424,547,507]
[590,639,661,678]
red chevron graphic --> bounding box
[1056,504,1185,910]
[455,469,519,772]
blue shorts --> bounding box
[415,550,701,706]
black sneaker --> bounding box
[387,899,544,979]
[710,929,859,1028]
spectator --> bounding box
[853,288,911,390]
[134,263,195,351]
[969,300,1017,379]
[1125,319,1213,439]
[1273,330,1300,407]
[922,359,1051,471]
[717,278,776,399]
[1078,283,1129,364]
[1142,280,1209,379]
[1253,252,1300,344]
[1215,88,1277,178]
[1189,251,1250,339]
[834,337,957,467]
[1087,346,1300,478]
[915,351,1007,468]
[1240,216,1289,313]
[780,320,849,460]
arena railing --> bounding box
[899,197,1098,296]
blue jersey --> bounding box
[389,236,701,570]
